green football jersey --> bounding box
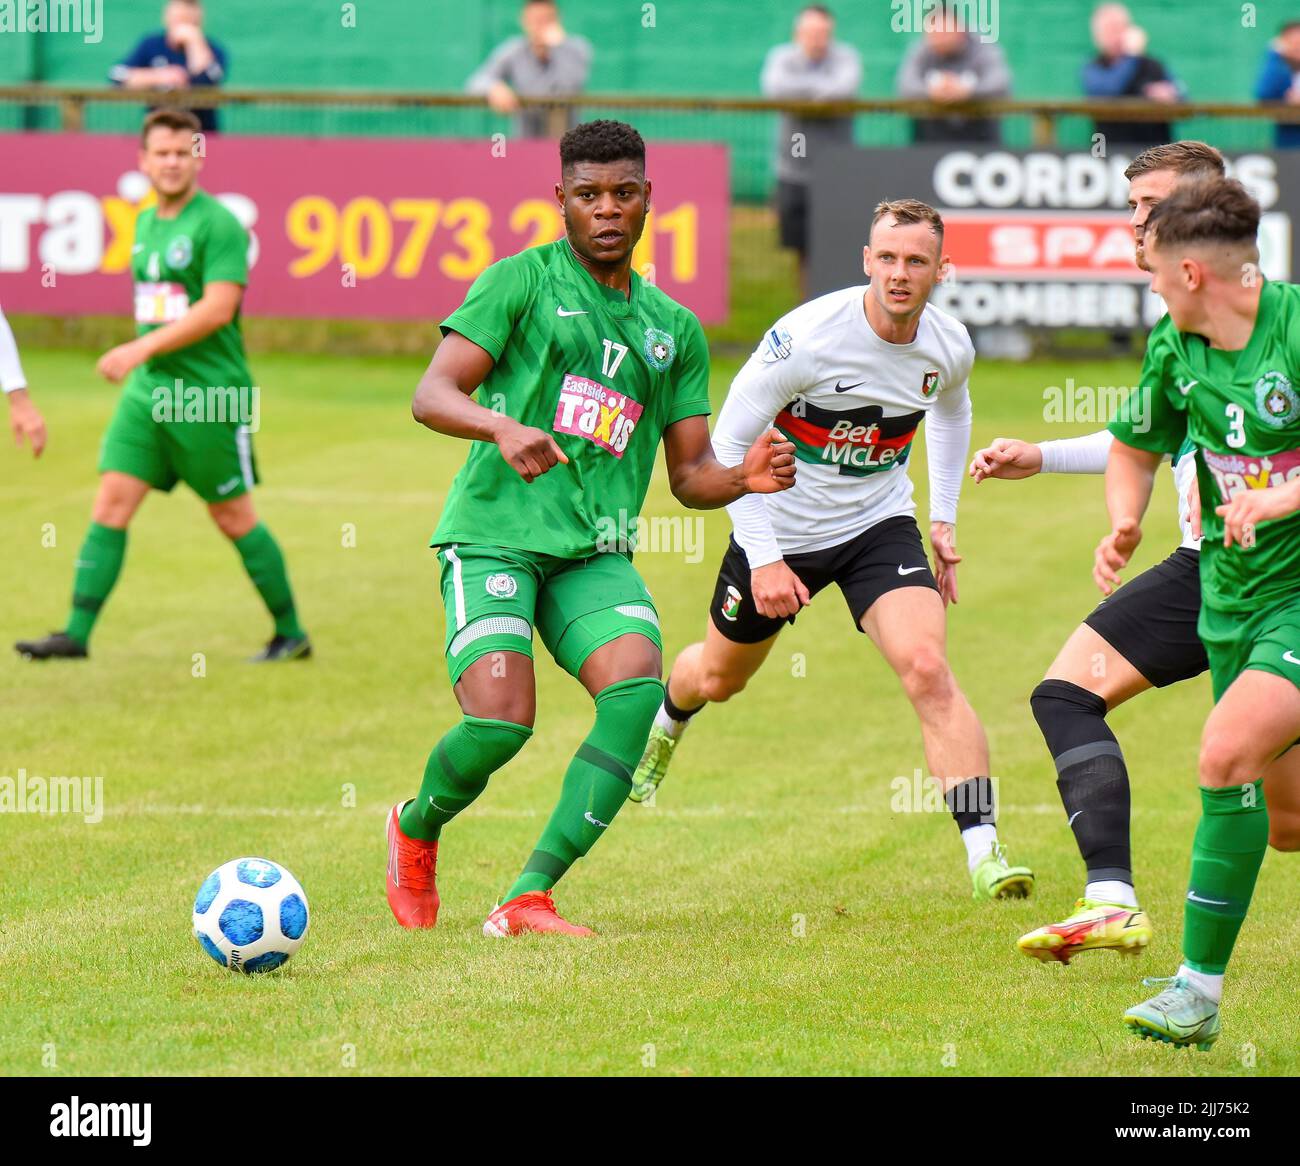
[431,238,712,559]
[129,189,253,394]
[1111,280,1300,612]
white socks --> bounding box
[1178,964,1224,1004]
[654,703,691,740]
[961,824,998,871]
[1085,880,1138,908]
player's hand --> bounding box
[969,437,1042,483]
[96,339,150,383]
[742,428,796,495]
[494,419,569,483]
[7,390,47,458]
[1093,517,1142,595]
[1216,481,1300,548]
[487,81,520,115]
[929,520,961,606]
[751,560,810,619]
[157,64,191,88]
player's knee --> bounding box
[594,675,665,736]
[899,649,953,708]
[210,505,255,540]
[1197,730,1252,787]
[697,666,747,703]
[1268,816,1300,852]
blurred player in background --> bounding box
[385,120,794,938]
[1102,178,1300,1048]
[970,142,1226,963]
[14,109,309,663]
[2,302,46,457]
[632,199,1037,902]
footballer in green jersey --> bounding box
[14,110,309,664]
[1100,176,1300,1047]
[385,120,795,938]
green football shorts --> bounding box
[1199,591,1300,703]
[436,543,662,685]
[98,386,259,503]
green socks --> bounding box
[503,676,664,903]
[65,522,127,645]
[400,716,533,841]
[233,523,303,638]
[1183,780,1269,975]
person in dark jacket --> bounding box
[1082,3,1181,150]
[110,0,227,133]
[1254,21,1300,148]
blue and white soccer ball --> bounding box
[192,857,310,974]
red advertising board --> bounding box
[0,133,729,322]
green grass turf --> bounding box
[2,347,1296,1078]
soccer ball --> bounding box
[192,857,310,973]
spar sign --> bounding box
[0,133,728,322]
[808,146,1294,329]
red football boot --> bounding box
[482,890,595,937]
[386,801,439,928]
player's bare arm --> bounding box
[661,414,794,508]
[1094,437,1161,594]
[97,282,244,383]
[411,330,568,484]
[1216,476,1300,548]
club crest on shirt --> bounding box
[758,326,793,363]
[165,235,194,270]
[485,573,518,599]
[1255,370,1300,428]
[644,327,676,372]
[921,368,941,398]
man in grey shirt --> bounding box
[896,11,1010,144]
[761,4,862,293]
[467,0,592,138]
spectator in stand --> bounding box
[1083,3,1181,150]
[2,304,46,458]
[467,0,592,139]
[896,2,1010,145]
[110,0,227,134]
[761,4,862,295]
[1254,20,1300,148]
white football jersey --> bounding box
[711,286,976,567]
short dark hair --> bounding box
[800,4,833,18]
[559,119,645,174]
[1145,176,1260,252]
[871,198,945,247]
[1281,19,1300,34]
[140,107,202,145]
[1124,140,1225,182]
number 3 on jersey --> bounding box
[1226,402,1246,448]
[601,339,629,378]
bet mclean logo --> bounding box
[49,1096,151,1147]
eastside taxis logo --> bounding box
[553,373,643,457]
[1202,446,1300,502]
[0,171,258,278]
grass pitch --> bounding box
[2,348,1296,1077]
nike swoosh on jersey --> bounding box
[556,306,588,317]
[1177,379,1198,396]
[834,379,866,393]
[1283,650,1300,667]
[897,564,928,575]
